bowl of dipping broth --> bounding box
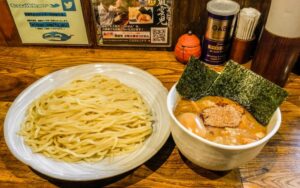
[167,83,282,171]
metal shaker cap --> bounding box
[207,0,240,16]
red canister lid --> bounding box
[177,31,200,47]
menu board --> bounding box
[7,0,89,45]
[91,0,173,47]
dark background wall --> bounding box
[0,0,271,48]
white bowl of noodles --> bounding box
[167,83,282,171]
[4,63,170,181]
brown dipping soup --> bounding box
[174,96,266,145]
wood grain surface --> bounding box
[0,46,299,188]
[0,0,21,46]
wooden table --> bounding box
[0,47,299,188]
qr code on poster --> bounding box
[151,27,168,44]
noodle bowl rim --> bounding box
[167,83,282,150]
[4,63,170,181]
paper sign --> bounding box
[91,0,173,47]
[7,0,89,45]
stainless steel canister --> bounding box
[202,0,240,65]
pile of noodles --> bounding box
[19,75,153,162]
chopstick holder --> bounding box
[230,8,260,64]
[230,36,256,64]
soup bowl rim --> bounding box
[167,83,282,151]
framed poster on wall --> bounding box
[91,0,173,47]
[7,0,89,45]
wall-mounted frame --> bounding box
[6,0,90,46]
[91,0,173,47]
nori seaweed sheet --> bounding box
[176,57,219,100]
[207,61,288,125]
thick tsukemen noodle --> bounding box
[19,75,153,162]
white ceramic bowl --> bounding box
[167,83,281,171]
[4,63,170,181]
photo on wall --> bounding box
[91,0,173,47]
